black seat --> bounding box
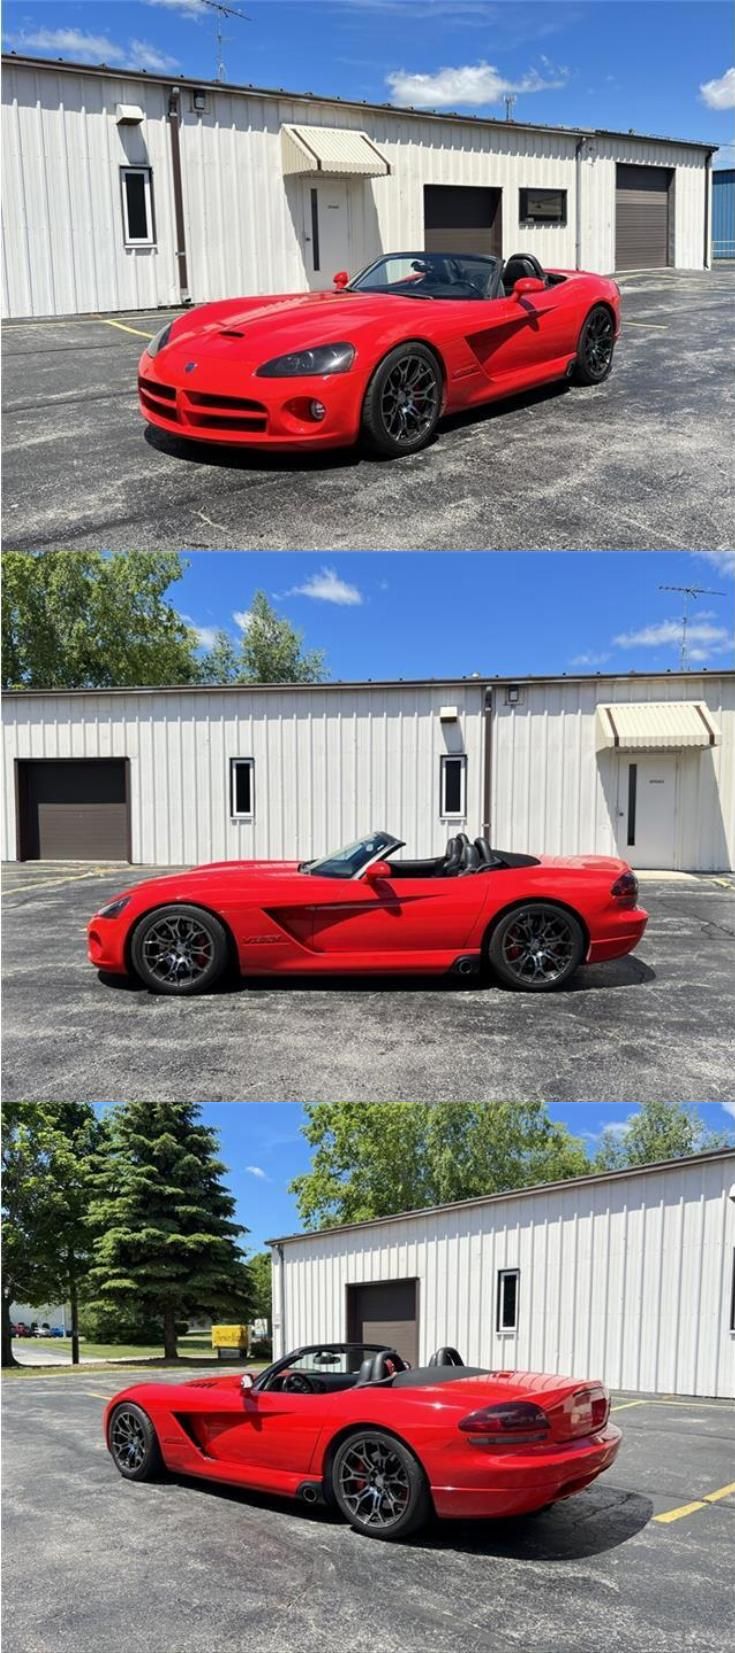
[474,838,494,866]
[428,1347,464,1367]
[459,842,480,875]
[443,832,470,876]
[355,1349,406,1386]
[503,253,546,294]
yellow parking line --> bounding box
[611,1400,650,1411]
[624,320,668,330]
[654,1482,735,1524]
[101,319,155,339]
[1,867,116,896]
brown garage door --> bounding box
[347,1280,418,1367]
[424,185,502,258]
[615,165,672,270]
[17,760,130,860]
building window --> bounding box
[519,188,567,226]
[230,758,254,820]
[496,1268,520,1333]
[121,167,155,246]
[440,754,466,818]
[310,187,320,272]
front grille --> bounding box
[138,376,269,433]
[138,375,176,402]
[187,412,268,432]
[186,391,267,414]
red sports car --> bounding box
[138,251,620,457]
[104,1342,622,1541]
[87,830,647,997]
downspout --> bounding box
[167,86,191,304]
[481,686,493,844]
[703,149,714,270]
[574,136,586,269]
[274,1243,286,1358]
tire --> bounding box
[130,903,230,996]
[361,343,443,457]
[487,903,585,992]
[330,1430,431,1541]
[573,304,616,385]
[108,1403,163,1482]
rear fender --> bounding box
[483,896,590,958]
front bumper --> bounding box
[432,1424,622,1520]
[87,914,129,974]
[138,351,362,449]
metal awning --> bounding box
[281,124,389,178]
[595,701,721,751]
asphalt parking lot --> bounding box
[2,861,734,1103]
[2,1374,733,1653]
[2,269,733,552]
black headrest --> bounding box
[504,253,545,286]
[444,836,462,873]
[474,838,493,865]
[428,1347,464,1367]
[355,1349,406,1386]
[459,842,480,875]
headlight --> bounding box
[146,322,173,359]
[255,342,355,378]
[96,896,131,920]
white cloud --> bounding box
[283,567,363,606]
[698,551,735,579]
[181,614,218,650]
[700,67,735,110]
[570,650,611,667]
[721,1103,735,1122]
[233,609,252,631]
[5,27,179,71]
[143,0,207,15]
[128,39,181,72]
[613,620,731,658]
[386,59,568,109]
[245,1165,269,1181]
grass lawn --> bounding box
[42,1334,217,1361]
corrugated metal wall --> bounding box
[2,681,485,864]
[1,60,711,318]
[273,1154,735,1398]
[489,675,735,872]
[713,169,735,260]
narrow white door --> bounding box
[302,180,352,289]
[617,753,678,868]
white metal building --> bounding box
[2,670,733,873]
[1,54,717,319]
[269,1148,735,1399]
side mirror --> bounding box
[513,276,545,299]
[364,860,392,884]
[240,1372,254,1392]
[333,270,349,289]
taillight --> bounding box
[458,1401,550,1446]
[611,869,638,908]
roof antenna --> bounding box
[504,94,516,122]
[198,0,250,83]
[658,584,726,670]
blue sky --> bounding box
[95,1101,735,1250]
[172,550,735,680]
[3,2,733,165]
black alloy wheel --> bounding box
[487,903,585,991]
[108,1403,162,1482]
[130,903,229,995]
[330,1431,431,1540]
[361,343,443,456]
[574,305,616,385]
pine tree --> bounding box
[87,1104,252,1359]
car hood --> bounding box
[158,291,438,364]
[94,859,302,913]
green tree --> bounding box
[248,1252,273,1330]
[593,1100,733,1172]
[290,1103,590,1229]
[2,550,201,689]
[1,1103,100,1367]
[87,1103,253,1359]
[197,592,327,684]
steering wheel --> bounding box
[282,1371,315,1393]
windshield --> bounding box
[302,832,402,880]
[348,252,500,300]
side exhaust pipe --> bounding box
[454,955,480,977]
[298,1482,322,1505]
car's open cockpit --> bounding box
[344,251,568,304]
[385,835,541,879]
[254,1343,488,1395]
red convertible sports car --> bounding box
[138,251,620,456]
[87,830,647,996]
[105,1343,622,1540]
